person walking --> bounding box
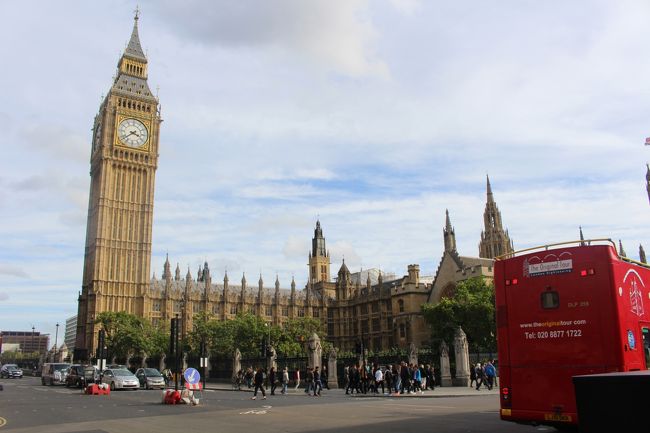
[313,366,323,396]
[281,367,289,395]
[321,365,329,390]
[469,362,477,388]
[269,367,277,395]
[484,361,496,390]
[251,367,267,400]
[294,367,301,391]
[374,366,384,394]
[384,365,393,394]
[475,363,484,390]
[305,367,314,395]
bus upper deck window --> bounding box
[541,291,559,309]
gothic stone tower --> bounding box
[309,220,331,284]
[479,176,514,259]
[75,13,161,359]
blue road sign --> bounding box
[184,367,200,385]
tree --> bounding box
[421,277,496,353]
[95,311,167,360]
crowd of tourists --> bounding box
[343,361,435,395]
[234,361,436,398]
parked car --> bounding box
[101,368,140,390]
[41,363,71,386]
[0,364,23,379]
[65,365,98,388]
[135,368,166,389]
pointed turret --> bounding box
[366,270,372,290]
[175,263,181,281]
[479,176,514,259]
[197,264,203,282]
[203,261,210,281]
[444,209,457,253]
[579,226,585,246]
[185,266,192,282]
[309,219,331,284]
[124,10,147,62]
[291,276,296,300]
[619,240,627,257]
[163,254,171,281]
[637,244,647,264]
[241,273,247,287]
[275,274,280,291]
[486,174,494,202]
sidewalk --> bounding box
[202,381,499,398]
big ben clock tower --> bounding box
[75,11,161,360]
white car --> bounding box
[101,368,140,390]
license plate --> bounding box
[544,413,572,422]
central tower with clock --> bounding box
[76,12,161,359]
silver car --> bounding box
[101,368,140,390]
[135,368,166,389]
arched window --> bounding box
[398,299,404,313]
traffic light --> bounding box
[169,318,178,355]
[96,329,105,359]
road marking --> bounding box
[0,417,6,428]
[240,405,272,415]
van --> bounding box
[41,363,71,386]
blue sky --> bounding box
[1,0,650,346]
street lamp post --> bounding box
[31,326,35,356]
[54,323,59,362]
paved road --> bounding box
[0,377,558,433]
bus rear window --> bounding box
[541,291,559,309]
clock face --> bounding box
[117,118,148,148]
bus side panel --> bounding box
[610,253,650,371]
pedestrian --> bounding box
[374,366,384,394]
[469,362,477,388]
[412,364,422,394]
[251,367,267,400]
[475,363,484,390]
[400,361,411,394]
[427,364,435,390]
[393,364,402,395]
[269,367,277,395]
[484,361,496,390]
[245,367,254,388]
[384,365,393,394]
[343,365,350,393]
[313,366,322,396]
[305,367,314,395]
[294,367,301,390]
[322,365,329,390]
[281,367,289,395]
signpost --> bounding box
[184,367,202,390]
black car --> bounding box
[1,364,23,379]
[65,365,96,388]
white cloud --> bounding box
[0,265,28,278]
[148,0,388,78]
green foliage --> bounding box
[421,277,496,353]
[95,311,167,359]
[186,314,329,358]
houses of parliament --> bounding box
[75,14,514,359]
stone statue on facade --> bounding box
[327,347,338,389]
[267,345,278,372]
[453,326,470,386]
[232,348,242,379]
[408,342,418,367]
[439,340,452,387]
[307,333,322,369]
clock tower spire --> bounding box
[75,12,161,360]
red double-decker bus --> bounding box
[495,239,650,427]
